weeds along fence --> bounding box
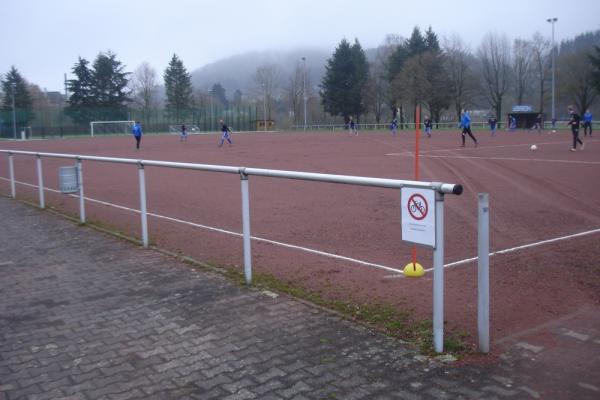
[0,148,468,352]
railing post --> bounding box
[36,155,45,209]
[240,169,252,284]
[433,191,445,353]
[8,152,15,198]
[138,162,149,247]
[478,193,490,353]
[77,158,86,224]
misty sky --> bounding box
[2,0,599,92]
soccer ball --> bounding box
[530,144,538,151]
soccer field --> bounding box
[1,129,599,346]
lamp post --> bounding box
[262,83,267,132]
[547,17,558,121]
[11,83,17,140]
[302,57,307,130]
[208,89,214,131]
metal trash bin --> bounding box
[59,165,79,193]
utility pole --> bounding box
[302,57,307,130]
[262,83,267,132]
[11,83,17,140]
[547,17,558,121]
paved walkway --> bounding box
[0,197,598,399]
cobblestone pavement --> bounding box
[1,197,598,399]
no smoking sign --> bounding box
[401,188,436,248]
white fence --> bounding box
[0,149,478,353]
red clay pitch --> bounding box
[1,129,599,351]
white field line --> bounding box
[417,154,600,165]
[0,177,404,275]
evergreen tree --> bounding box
[590,46,600,93]
[211,83,228,108]
[407,27,428,56]
[424,26,441,52]
[1,66,34,133]
[65,57,94,125]
[320,38,369,121]
[91,51,130,120]
[164,54,193,123]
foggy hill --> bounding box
[190,48,331,98]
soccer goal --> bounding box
[168,125,201,134]
[90,121,135,137]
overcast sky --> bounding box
[2,0,599,92]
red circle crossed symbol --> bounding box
[407,194,428,221]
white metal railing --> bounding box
[1,148,465,352]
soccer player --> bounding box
[488,115,497,136]
[459,110,477,147]
[180,124,188,142]
[583,109,592,137]
[567,106,584,151]
[348,117,358,135]
[424,116,433,138]
[132,121,142,150]
[534,114,542,133]
[218,120,233,147]
[390,118,398,135]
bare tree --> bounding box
[512,38,533,105]
[478,32,512,122]
[558,51,598,113]
[444,34,474,120]
[287,61,306,125]
[131,62,159,124]
[254,63,282,121]
[530,32,551,114]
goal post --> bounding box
[90,121,135,137]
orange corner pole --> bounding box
[412,105,421,269]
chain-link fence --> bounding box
[0,106,259,139]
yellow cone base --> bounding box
[403,262,425,278]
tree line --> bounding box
[2,27,600,134]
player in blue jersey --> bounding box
[583,109,592,137]
[218,120,233,147]
[132,121,143,150]
[459,110,477,147]
[348,116,358,135]
[390,118,398,135]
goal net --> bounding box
[90,120,135,137]
[168,125,201,134]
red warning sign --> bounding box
[407,193,428,221]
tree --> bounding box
[65,57,94,124]
[131,62,159,126]
[512,38,533,105]
[407,27,428,55]
[232,89,243,108]
[254,63,282,121]
[320,38,369,121]
[591,46,600,93]
[1,66,34,132]
[365,35,400,123]
[164,54,193,123]
[210,83,228,108]
[530,32,551,114]
[287,61,304,125]
[558,51,597,113]
[478,32,512,122]
[91,51,130,120]
[444,35,475,120]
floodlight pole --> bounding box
[262,83,267,132]
[302,57,307,130]
[547,17,558,121]
[209,89,214,131]
[11,83,17,140]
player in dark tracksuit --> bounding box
[460,110,477,147]
[218,120,233,147]
[424,117,433,138]
[488,116,497,136]
[567,106,584,152]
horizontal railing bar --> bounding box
[0,149,462,195]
